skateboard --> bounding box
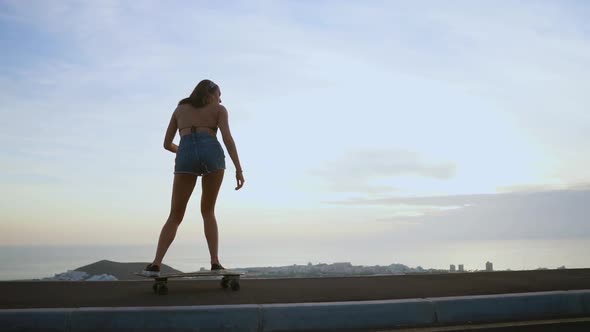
[134,270,244,295]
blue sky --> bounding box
[1,1,589,268]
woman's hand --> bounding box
[235,171,244,190]
[165,143,178,154]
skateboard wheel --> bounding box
[221,278,230,289]
[230,280,240,291]
[155,283,168,295]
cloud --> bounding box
[327,184,590,241]
[308,148,455,194]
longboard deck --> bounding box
[134,270,244,279]
[135,270,244,294]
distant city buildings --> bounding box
[450,264,465,272]
[230,262,451,278]
[486,261,493,272]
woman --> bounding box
[142,79,244,277]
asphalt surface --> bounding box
[1,269,589,309]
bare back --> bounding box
[175,104,221,137]
[163,99,240,184]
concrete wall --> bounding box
[2,290,589,332]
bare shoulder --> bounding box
[216,104,228,113]
[174,104,191,120]
[215,104,228,119]
[172,105,182,117]
[174,104,187,114]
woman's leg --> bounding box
[201,169,224,265]
[152,174,197,266]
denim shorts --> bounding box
[174,132,226,176]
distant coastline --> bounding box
[2,240,586,281]
[27,260,440,281]
[17,259,571,281]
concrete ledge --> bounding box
[261,299,436,331]
[0,308,69,332]
[3,305,260,332]
[431,290,589,325]
[583,290,590,312]
[72,305,260,332]
[2,290,589,332]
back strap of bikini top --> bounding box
[180,125,218,133]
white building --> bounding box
[458,264,464,272]
[449,264,456,272]
[486,261,493,272]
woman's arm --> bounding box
[163,111,178,153]
[218,105,244,190]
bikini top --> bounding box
[179,125,218,134]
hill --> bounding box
[74,260,183,280]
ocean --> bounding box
[1,239,589,280]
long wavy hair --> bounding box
[178,79,220,108]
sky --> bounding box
[1,1,589,270]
